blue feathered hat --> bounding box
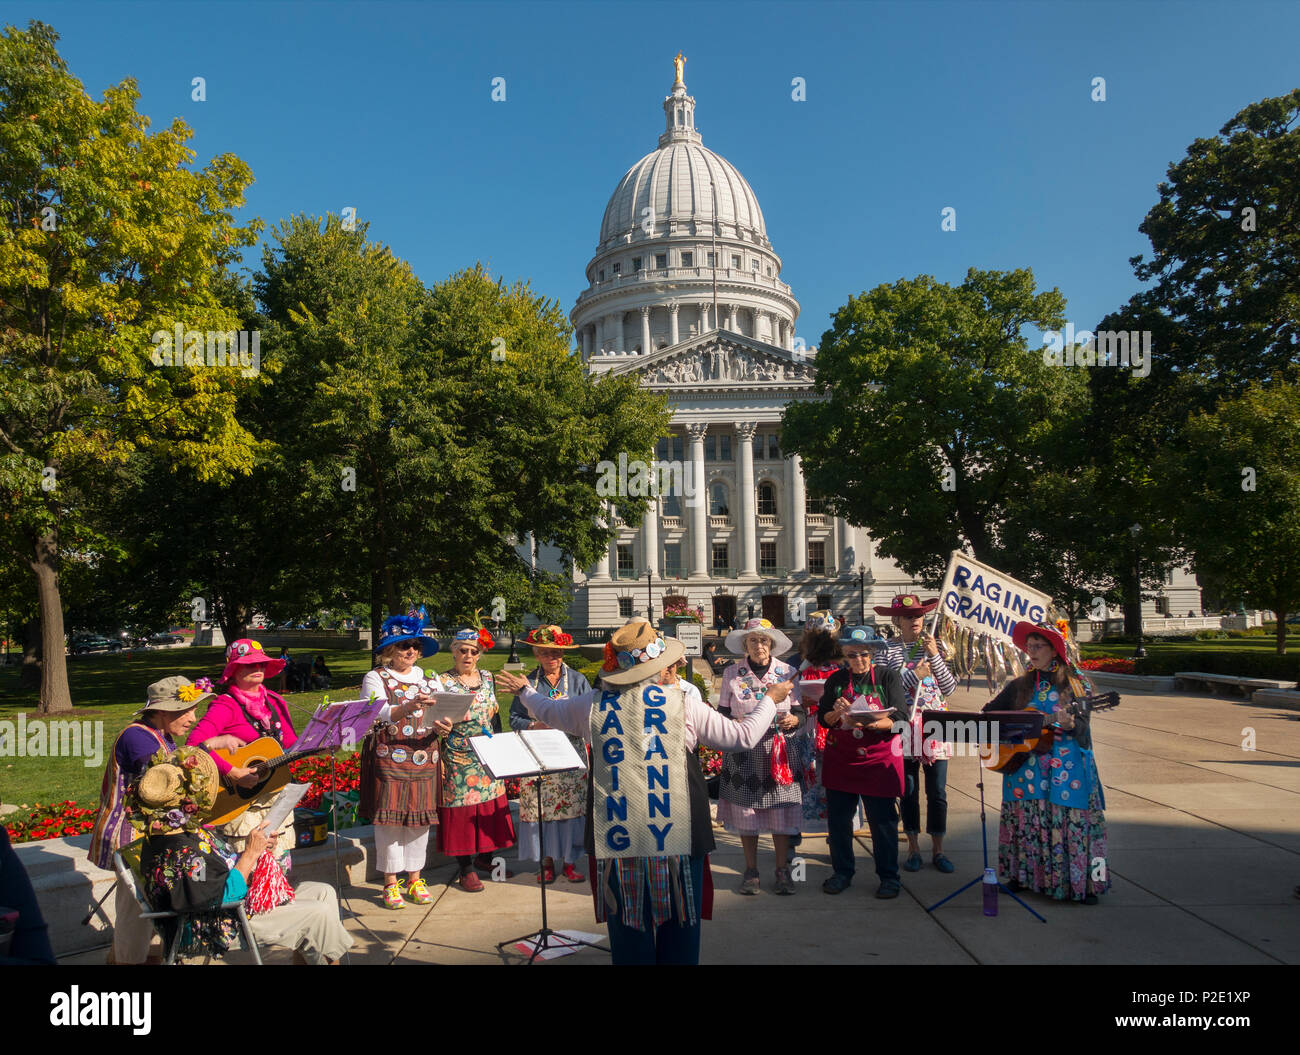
[376,615,440,656]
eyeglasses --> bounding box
[397,642,423,652]
[454,647,480,657]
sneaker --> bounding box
[562,863,586,883]
[382,882,406,909]
[932,853,956,874]
[406,877,433,905]
[875,880,901,899]
[773,867,796,895]
[737,868,761,895]
[822,873,851,895]
[458,869,484,893]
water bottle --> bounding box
[982,867,998,917]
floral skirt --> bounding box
[998,778,1109,901]
[437,795,515,857]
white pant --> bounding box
[247,881,354,964]
[111,856,158,964]
[375,825,431,875]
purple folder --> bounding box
[294,698,387,753]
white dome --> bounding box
[599,142,768,247]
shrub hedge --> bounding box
[1136,651,1300,681]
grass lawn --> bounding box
[0,646,520,808]
[1081,635,1299,659]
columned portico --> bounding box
[790,453,806,573]
[687,423,709,578]
[738,421,758,576]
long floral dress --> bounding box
[988,676,1109,901]
[436,670,516,856]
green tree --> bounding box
[1158,380,1300,654]
[782,268,1086,594]
[0,22,262,711]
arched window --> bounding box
[710,483,730,517]
[757,482,777,517]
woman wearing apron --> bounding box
[817,626,911,898]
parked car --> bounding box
[70,633,122,655]
[148,632,185,646]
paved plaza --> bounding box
[57,683,1300,965]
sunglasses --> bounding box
[454,646,481,656]
[397,642,423,652]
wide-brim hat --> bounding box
[873,593,939,618]
[601,619,686,687]
[376,615,440,657]
[132,747,221,833]
[1011,621,1069,665]
[136,675,213,716]
[221,638,287,682]
[838,625,886,651]
[725,617,793,658]
[523,624,579,650]
[804,610,840,635]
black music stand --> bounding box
[922,711,1047,923]
[494,763,608,964]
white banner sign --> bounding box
[589,681,692,859]
[936,551,1052,645]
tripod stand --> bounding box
[495,769,608,963]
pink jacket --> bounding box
[187,688,298,775]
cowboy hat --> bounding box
[873,593,939,618]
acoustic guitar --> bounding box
[979,692,1120,774]
[208,738,327,827]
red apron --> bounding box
[819,675,904,798]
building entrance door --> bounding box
[712,595,736,632]
[761,594,786,627]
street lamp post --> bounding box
[1129,524,1146,659]
[646,570,654,623]
[858,564,866,625]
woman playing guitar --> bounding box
[982,620,1109,904]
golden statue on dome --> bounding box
[673,51,686,86]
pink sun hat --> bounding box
[220,637,286,683]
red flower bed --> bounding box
[697,746,722,777]
[287,754,362,810]
[1079,658,1136,674]
[4,800,97,843]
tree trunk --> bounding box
[369,566,382,649]
[19,617,41,691]
[31,529,73,714]
[1277,609,1288,656]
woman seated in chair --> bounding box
[131,746,353,964]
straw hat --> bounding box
[522,625,578,650]
[131,747,221,834]
[600,619,685,687]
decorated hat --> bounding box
[522,624,578,650]
[838,625,885,651]
[601,619,686,687]
[1011,620,1070,665]
[725,617,793,658]
[376,615,440,657]
[451,626,495,652]
[221,638,287,682]
[135,675,214,716]
[804,610,840,635]
[873,593,939,618]
[129,747,221,835]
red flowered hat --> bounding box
[522,625,578,650]
[873,593,939,618]
[221,638,286,683]
[1011,620,1070,665]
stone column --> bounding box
[595,317,604,355]
[669,304,680,345]
[790,454,807,573]
[737,422,758,576]
[687,423,709,579]
[642,497,658,576]
[609,312,624,354]
[755,310,768,343]
[700,302,711,333]
[726,304,737,332]
[640,306,651,355]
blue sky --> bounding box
[9,0,1298,348]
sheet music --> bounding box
[424,692,476,724]
[262,782,311,833]
[520,729,587,772]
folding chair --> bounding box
[115,840,263,965]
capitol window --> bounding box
[712,542,730,572]
[768,434,780,459]
[612,262,621,275]
[757,482,777,517]
[752,259,759,271]
[663,492,682,518]
[760,541,777,571]
[711,483,730,516]
[707,252,716,267]
[806,494,825,515]
[598,269,605,281]
[719,435,731,461]
[731,254,741,269]
[663,543,682,577]
[633,256,642,271]
[681,251,693,267]
[618,598,633,618]
[808,541,826,573]
[655,253,667,269]
[753,432,765,460]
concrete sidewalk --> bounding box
[60,684,1300,964]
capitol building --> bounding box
[537,58,1202,632]
[542,59,924,631]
